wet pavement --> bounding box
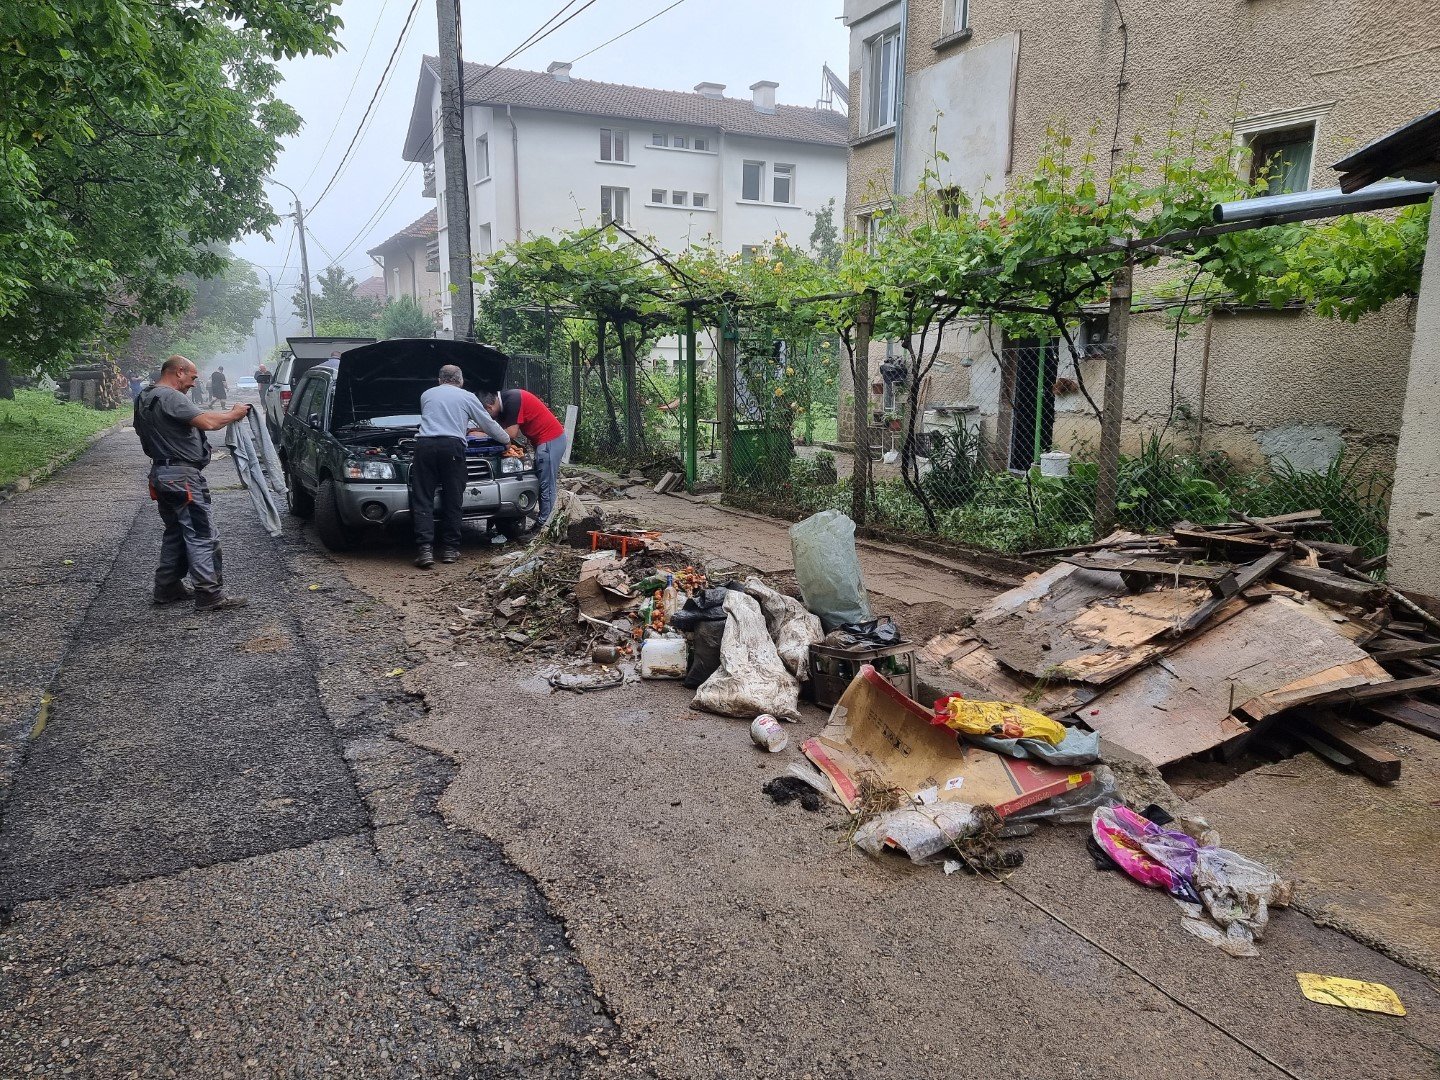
[0,430,621,1076]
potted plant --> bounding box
[884,411,902,432]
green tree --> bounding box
[378,295,436,338]
[294,265,382,329]
[0,0,341,397]
[807,198,842,268]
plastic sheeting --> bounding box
[790,510,872,632]
[853,804,983,862]
[693,591,801,719]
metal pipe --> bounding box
[1213,179,1435,225]
[506,105,521,243]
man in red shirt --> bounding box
[480,389,567,527]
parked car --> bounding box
[262,336,374,436]
[277,337,540,550]
[235,375,260,395]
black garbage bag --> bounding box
[681,619,726,688]
[830,616,901,649]
[670,581,744,632]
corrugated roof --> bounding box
[367,208,438,257]
[426,58,849,146]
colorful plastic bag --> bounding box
[1091,805,1201,904]
[941,698,1067,746]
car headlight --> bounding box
[500,456,524,475]
[345,460,396,480]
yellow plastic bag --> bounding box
[1296,973,1405,1015]
[943,699,1067,746]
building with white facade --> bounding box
[401,60,848,337]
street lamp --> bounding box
[266,177,315,335]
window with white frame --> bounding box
[772,163,793,204]
[1248,125,1315,195]
[865,27,901,133]
[742,160,763,201]
[477,223,493,256]
[740,244,758,264]
[474,134,490,180]
[650,188,666,204]
[692,192,709,208]
[600,186,629,225]
[600,127,628,162]
[651,133,668,147]
[947,0,970,34]
[673,135,688,149]
[694,136,710,152]
[672,190,688,205]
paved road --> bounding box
[0,431,624,1076]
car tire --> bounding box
[286,469,315,519]
[314,479,357,551]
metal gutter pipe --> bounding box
[1213,179,1435,225]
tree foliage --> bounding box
[0,0,341,395]
[378,295,436,339]
[117,251,267,376]
[293,264,383,327]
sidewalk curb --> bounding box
[0,416,132,507]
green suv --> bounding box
[278,338,541,550]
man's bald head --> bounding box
[158,354,199,390]
[161,354,195,377]
[438,365,464,387]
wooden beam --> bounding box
[1362,700,1440,742]
[1267,674,1440,711]
[1368,640,1440,661]
[1249,510,1324,526]
[1272,564,1386,607]
[1289,712,1402,783]
[1059,555,1230,581]
[1165,549,1290,638]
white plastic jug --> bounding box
[639,634,688,679]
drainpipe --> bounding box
[890,0,908,201]
[406,250,418,300]
[506,105,521,243]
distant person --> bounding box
[409,365,510,568]
[481,388,566,528]
[254,362,272,393]
[209,365,228,407]
[133,355,251,611]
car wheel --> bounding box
[314,479,357,551]
[286,469,315,519]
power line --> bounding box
[297,8,390,197]
[308,0,425,213]
[329,162,421,268]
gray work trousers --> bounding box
[535,434,567,524]
[150,465,223,597]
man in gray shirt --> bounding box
[134,354,253,610]
[409,364,510,568]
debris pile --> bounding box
[920,512,1440,780]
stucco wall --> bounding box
[1386,197,1440,598]
[841,0,1435,459]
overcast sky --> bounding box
[231,0,847,350]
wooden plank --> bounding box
[1369,640,1440,661]
[1362,700,1440,741]
[1303,540,1363,566]
[1172,527,1274,552]
[1249,509,1324,526]
[1265,674,1440,711]
[1289,713,1402,783]
[1272,564,1386,607]
[1165,550,1290,638]
[1059,555,1229,581]
[1080,595,1374,766]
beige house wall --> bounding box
[841,0,1438,470]
[377,238,443,320]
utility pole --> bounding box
[436,0,474,341]
[293,198,315,335]
[263,270,280,351]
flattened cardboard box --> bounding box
[802,667,1091,816]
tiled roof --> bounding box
[426,59,849,147]
[367,208,438,256]
[353,276,388,300]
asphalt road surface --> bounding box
[0,431,623,1077]
[1,429,1438,1079]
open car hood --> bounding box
[330,338,511,429]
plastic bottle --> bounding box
[639,634,687,679]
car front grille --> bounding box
[465,457,495,482]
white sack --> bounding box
[742,576,823,680]
[693,591,800,719]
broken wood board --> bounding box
[575,551,627,621]
[1079,595,1387,767]
[1272,564,1386,608]
[800,666,1090,815]
[968,556,1217,683]
[1166,549,1290,638]
[1059,555,1230,582]
[1362,699,1440,741]
[921,632,1098,716]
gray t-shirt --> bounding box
[417,384,510,443]
[135,384,210,467]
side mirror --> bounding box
[308,413,321,429]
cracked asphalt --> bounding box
[0,431,627,1077]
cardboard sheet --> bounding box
[801,667,1091,816]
